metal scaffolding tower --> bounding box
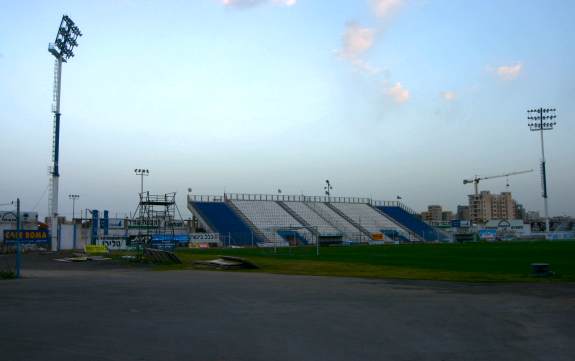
[132,192,183,246]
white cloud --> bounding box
[350,58,381,75]
[337,23,380,74]
[387,82,409,103]
[372,0,404,18]
[495,63,523,80]
[221,0,296,8]
[441,91,457,101]
[339,23,376,58]
[335,1,405,74]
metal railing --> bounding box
[372,200,417,215]
[189,192,374,204]
[212,229,418,248]
[188,193,420,215]
[187,194,225,203]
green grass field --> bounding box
[172,240,575,282]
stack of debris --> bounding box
[194,256,258,270]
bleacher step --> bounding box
[324,203,372,239]
[277,201,318,237]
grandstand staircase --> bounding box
[305,202,360,241]
[324,203,372,240]
[225,200,270,244]
[276,201,318,237]
[187,202,216,233]
[369,205,422,242]
[374,205,446,242]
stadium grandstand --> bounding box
[188,193,448,247]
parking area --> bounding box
[1,253,574,361]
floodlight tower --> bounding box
[134,169,150,197]
[68,194,80,220]
[324,179,333,197]
[134,169,150,220]
[527,108,557,233]
[47,15,82,250]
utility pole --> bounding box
[16,198,21,279]
[69,194,79,249]
[315,226,320,256]
[48,15,82,251]
[527,108,557,233]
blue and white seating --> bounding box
[377,206,446,241]
[284,202,342,237]
[190,201,257,246]
[331,203,409,240]
[306,202,364,241]
[231,200,313,245]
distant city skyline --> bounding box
[1,0,574,218]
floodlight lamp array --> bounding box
[526,107,557,131]
[49,15,82,61]
[134,169,150,174]
[324,179,333,196]
[528,122,556,131]
[527,108,556,113]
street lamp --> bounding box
[527,108,557,233]
[68,194,80,220]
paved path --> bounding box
[1,254,574,361]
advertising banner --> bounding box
[150,238,176,250]
[451,220,471,228]
[150,234,191,249]
[478,229,497,240]
[189,233,220,243]
[3,230,50,244]
[96,238,131,251]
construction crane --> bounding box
[463,169,534,196]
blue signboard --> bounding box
[150,234,190,249]
[3,230,50,244]
[150,239,175,250]
[451,220,471,228]
[478,229,497,240]
[152,234,189,243]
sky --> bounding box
[1,0,574,219]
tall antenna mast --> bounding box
[48,15,82,250]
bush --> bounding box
[0,270,16,280]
